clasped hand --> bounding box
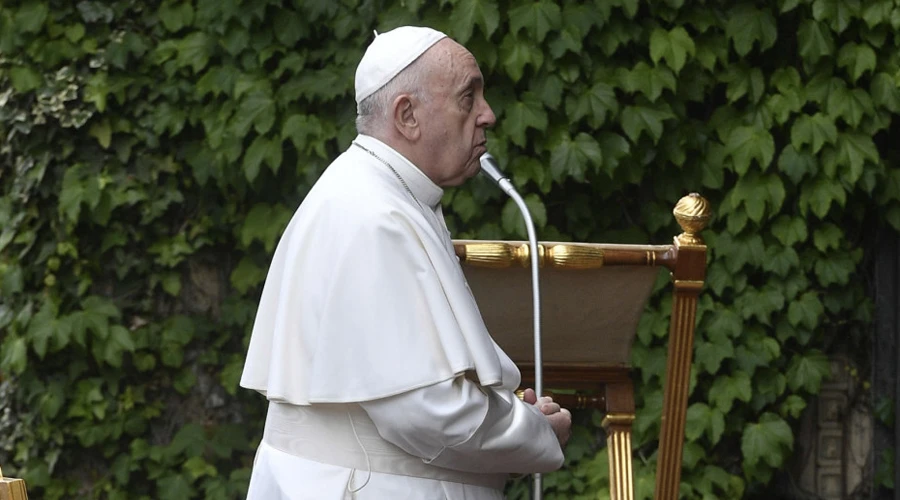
[522,388,572,448]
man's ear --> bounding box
[392,94,420,141]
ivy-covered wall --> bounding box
[1,0,898,498]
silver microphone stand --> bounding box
[478,154,544,500]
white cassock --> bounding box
[240,134,564,499]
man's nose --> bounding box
[479,101,497,128]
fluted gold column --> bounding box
[604,414,636,500]
[0,465,29,500]
[654,194,710,500]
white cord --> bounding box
[498,179,543,500]
[346,412,373,493]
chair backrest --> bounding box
[453,193,711,500]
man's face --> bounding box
[418,40,496,187]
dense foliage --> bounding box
[1,0,897,498]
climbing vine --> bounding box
[1,0,898,498]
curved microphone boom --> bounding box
[479,153,544,500]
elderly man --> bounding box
[240,26,571,499]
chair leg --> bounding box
[603,413,635,500]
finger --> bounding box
[540,403,561,415]
[536,396,555,406]
[522,388,537,405]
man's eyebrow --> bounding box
[459,75,483,94]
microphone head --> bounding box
[479,152,507,185]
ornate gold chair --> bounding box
[0,465,28,500]
[453,193,710,500]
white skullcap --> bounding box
[355,26,447,105]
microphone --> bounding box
[478,151,545,500]
[479,152,507,183]
[479,153,517,197]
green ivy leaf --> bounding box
[799,175,846,218]
[231,91,276,137]
[89,119,113,149]
[598,132,631,176]
[530,73,564,109]
[615,62,677,102]
[736,334,782,373]
[508,1,561,42]
[812,223,842,252]
[731,171,785,222]
[1,336,28,375]
[742,412,794,468]
[290,67,348,102]
[827,87,873,128]
[814,252,855,286]
[157,474,194,498]
[696,336,734,375]
[26,300,57,359]
[694,34,728,71]
[797,19,834,63]
[736,285,785,325]
[9,67,42,92]
[726,4,778,56]
[790,113,837,154]
[788,292,824,330]
[812,0,860,33]
[705,308,743,339]
[871,72,900,112]
[450,190,479,223]
[565,82,618,128]
[620,104,674,144]
[786,350,831,393]
[158,1,195,32]
[549,132,603,182]
[771,215,808,246]
[724,126,775,174]
[103,325,136,368]
[242,136,283,182]
[548,24,583,58]
[765,245,800,277]
[722,65,766,104]
[777,145,817,184]
[273,9,304,46]
[239,203,293,252]
[176,32,213,73]
[15,2,49,33]
[501,194,547,238]
[220,27,249,56]
[503,93,547,147]
[835,132,878,181]
[780,395,808,419]
[837,42,877,82]
[449,0,500,43]
[59,165,102,223]
[781,0,801,12]
[499,33,543,82]
[649,27,696,73]
[230,256,265,295]
[685,402,713,440]
[709,371,753,413]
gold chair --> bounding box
[0,465,28,500]
[453,193,711,500]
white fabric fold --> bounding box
[361,377,565,474]
[240,135,519,404]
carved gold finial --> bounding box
[673,193,711,245]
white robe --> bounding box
[241,135,564,499]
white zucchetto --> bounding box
[355,26,447,105]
